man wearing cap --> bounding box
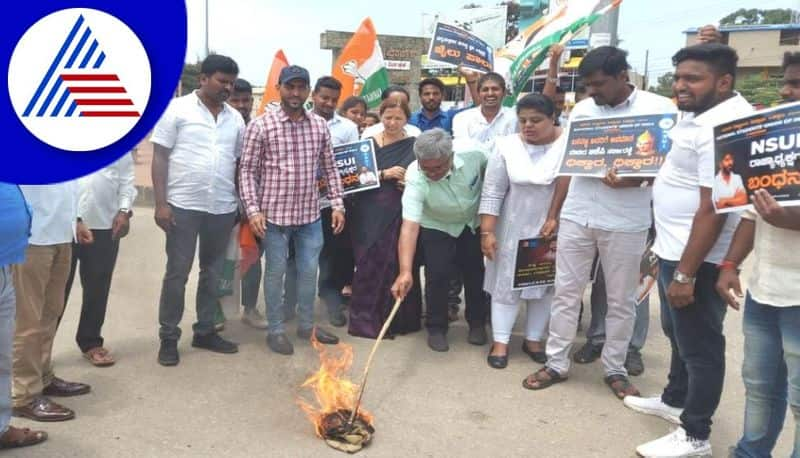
[239,65,346,355]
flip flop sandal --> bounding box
[83,347,115,367]
[522,367,567,390]
[604,374,640,400]
[0,426,48,449]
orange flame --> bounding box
[298,336,373,436]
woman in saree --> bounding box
[348,98,422,338]
[479,94,569,369]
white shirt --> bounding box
[328,114,360,145]
[359,171,377,185]
[560,87,677,232]
[653,93,753,264]
[452,106,518,150]
[77,153,138,230]
[150,91,245,215]
[20,182,79,246]
[743,209,800,307]
[713,172,745,206]
[361,122,421,140]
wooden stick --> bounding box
[347,296,404,427]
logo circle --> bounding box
[8,8,151,152]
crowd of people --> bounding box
[0,24,798,458]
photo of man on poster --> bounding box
[713,152,747,209]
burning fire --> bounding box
[298,335,374,452]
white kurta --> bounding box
[480,132,565,305]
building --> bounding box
[684,24,800,79]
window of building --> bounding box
[780,30,800,46]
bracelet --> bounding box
[466,79,477,84]
[480,231,493,236]
[718,260,738,271]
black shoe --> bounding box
[467,325,487,345]
[522,343,547,364]
[487,352,508,369]
[427,332,449,352]
[158,340,179,366]
[573,341,603,364]
[625,349,645,376]
[267,333,294,355]
[191,333,238,354]
[328,308,347,328]
[298,327,339,345]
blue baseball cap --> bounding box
[279,65,310,85]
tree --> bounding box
[180,62,201,96]
[648,72,674,98]
[719,8,795,26]
[735,74,783,107]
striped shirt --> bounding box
[239,107,344,226]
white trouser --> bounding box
[491,291,553,344]
[545,219,647,377]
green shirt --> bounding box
[402,148,488,237]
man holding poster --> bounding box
[526,46,675,400]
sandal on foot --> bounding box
[83,347,115,367]
[522,367,567,390]
[0,425,47,448]
[604,374,640,399]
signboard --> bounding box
[385,60,411,71]
[427,22,494,74]
[513,237,558,289]
[558,113,678,177]
[712,101,800,213]
[318,139,380,205]
[422,5,508,49]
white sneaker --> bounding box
[635,427,711,457]
[241,308,268,329]
[624,395,684,425]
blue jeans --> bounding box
[658,259,727,441]
[0,266,15,434]
[263,220,323,334]
[733,294,800,458]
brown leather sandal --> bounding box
[83,347,115,367]
[522,367,567,390]
[0,425,47,449]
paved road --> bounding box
[7,208,793,457]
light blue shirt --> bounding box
[0,183,31,266]
[559,87,677,232]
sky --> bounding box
[185,0,800,87]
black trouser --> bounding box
[64,229,120,353]
[158,206,236,341]
[658,259,727,441]
[420,226,487,333]
[317,207,354,314]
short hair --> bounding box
[672,43,738,83]
[414,128,453,161]
[233,78,252,94]
[783,51,800,70]
[378,97,410,119]
[339,96,367,114]
[516,93,556,118]
[313,76,342,93]
[418,78,445,95]
[365,112,380,123]
[381,85,410,101]
[578,46,630,78]
[200,54,239,76]
[477,72,506,91]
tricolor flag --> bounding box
[257,49,289,115]
[333,18,389,109]
[496,0,623,106]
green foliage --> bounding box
[180,62,201,96]
[736,74,783,107]
[719,8,795,25]
[648,72,674,98]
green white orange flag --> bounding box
[497,0,623,106]
[333,18,389,109]
[257,49,288,115]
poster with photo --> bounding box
[318,139,380,206]
[558,113,677,177]
[513,237,557,289]
[712,102,800,213]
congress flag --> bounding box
[257,49,288,115]
[333,18,389,109]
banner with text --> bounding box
[513,236,557,289]
[712,102,800,213]
[318,139,380,206]
[558,113,677,177]
[427,22,494,74]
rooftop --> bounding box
[684,23,800,34]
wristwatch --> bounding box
[672,270,695,284]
